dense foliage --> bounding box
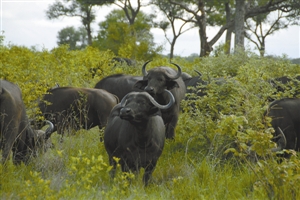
[57,26,88,50]
[93,9,162,61]
[1,45,300,199]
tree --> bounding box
[93,9,162,60]
[224,1,234,54]
[234,0,246,53]
[57,26,88,50]
[169,0,300,57]
[237,0,300,53]
[245,9,300,57]
[169,0,230,57]
[151,0,195,59]
[46,0,114,45]
[113,0,147,25]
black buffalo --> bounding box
[183,70,228,98]
[94,74,143,100]
[104,90,175,185]
[134,61,186,139]
[38,87,119,135]
[268,75,300,101]
[111,57,136,67]
[182,70,208,96]
[0,80,54,164]
[265,98,300,154]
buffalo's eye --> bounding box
[137,100,146,105]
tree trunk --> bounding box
[83,6,93,46]
[86,24,92,45]
[199,28,206,57]
[234,0,246,53]
[225,2,232,54]
[260,39,265,57]
[198,7,212,57]
[169,36,178,59]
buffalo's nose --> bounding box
[120,107,131,115]
[145,86,154,94]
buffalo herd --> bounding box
[1,61,300,185]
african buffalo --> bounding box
[268,75,300,101]
[111,57,136,67]
[0,80,54,164]
[104,89,175,185]
[182,70,208,96]
[38,87,119,135]
[265,98,300,154]
[134,61,186,139]
[94,74,143,100]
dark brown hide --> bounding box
[134,62,186,139]
[39,87,118,135]
[0,80,53,164]
[104,91,174,185]
[94,74,143,100]
[265,98,300,155]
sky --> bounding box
[1,0,300,58]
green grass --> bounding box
[2,125,300,199]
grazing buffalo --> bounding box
[181,72,193,81]
[268,75,300,101]
[182,70,207,96]
[104,90,175,185]
[134,61,186,139]
[111,57,136,67]
[182,70,229,98]
[0,80,54,164]
[265,98,300,154]
[94,74,143,100]
[38,87,119,135]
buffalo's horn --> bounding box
[44,120,54,140]
[194,70,202,77]
[169,62,182,80]
[141,60,152,76]
[271,127,287,152]
[144,89,175,110]
[120,93,130,107]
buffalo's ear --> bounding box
[148,107,160,116]
[166,80,179,90]
[134,80,148,90]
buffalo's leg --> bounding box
[143,162,156,186]
[165,115,178,139]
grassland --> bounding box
[1,45,300,199]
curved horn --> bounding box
[194,70,202,77]
[169,62,182,80]
[120,93,130,107]
[144,89,175,110]
[271,127,287,152]
[142,60,152,76]
[44,120,54,140]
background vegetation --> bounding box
[1,44,300,199]
[46,0,300,59]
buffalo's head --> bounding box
[34,120,55,153]
[119,90,175,123]
[134,61,182,96]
